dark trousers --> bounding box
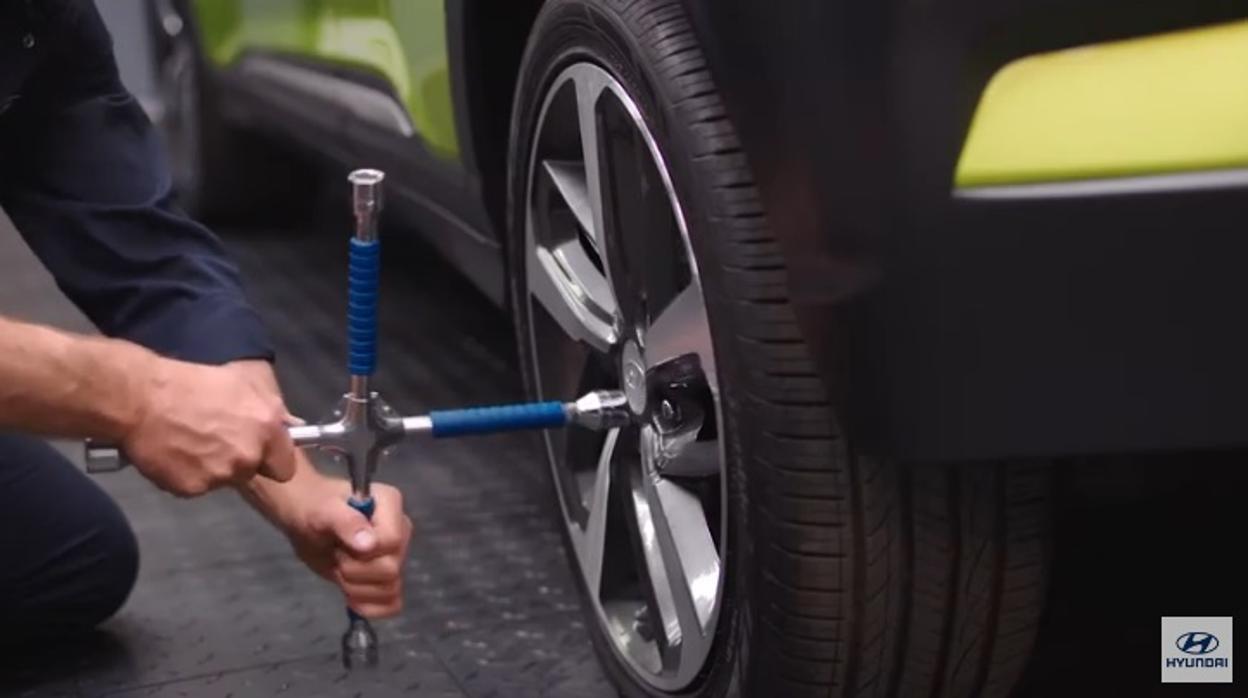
[0,435,138,637]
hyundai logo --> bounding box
[1176,631,1220,655]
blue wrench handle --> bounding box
[345,495,376,624]
[429,401,567,437]
[347,495,376,520]
[347,238,380,376]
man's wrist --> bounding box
[237,452,326,531]
[224,359,281,395]
[70,334,160,441]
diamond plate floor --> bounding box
[9,205,1248,698]
[0,212,615,698]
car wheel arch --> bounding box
[451,0,545,237]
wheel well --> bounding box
[458,0,545,233]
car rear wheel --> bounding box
[507,1,1053,696]
[147,0,303,221]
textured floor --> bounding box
[3,208,1247,698]
[0,212,615,698]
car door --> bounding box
[318,0,500,299]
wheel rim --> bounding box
[524,62,727,692]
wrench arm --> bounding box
[289,422,348,448]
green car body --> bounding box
[192,0,460,161]
[191,2,1248,194]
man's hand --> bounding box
[122,357,298,497]
[222,361,412,617]
[282,477,412,618]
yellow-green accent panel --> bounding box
[192,1,328,69]
[956,20,1248,188]
[191,0,459,161]
[325,1,458,160]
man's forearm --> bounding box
[0,315,153,439]
[236,450,326,530]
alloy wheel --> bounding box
[523,62,727,692]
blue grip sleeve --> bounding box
[347,495,376,520]
[430,401,567,437]
[347,238,380,375]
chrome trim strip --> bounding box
[237,55,415,138]
[955,168,1248,200]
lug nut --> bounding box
[634,606,655,642]
[659,398,681,426]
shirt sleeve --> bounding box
[0,2,273,365]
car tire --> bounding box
[507,1,1053,697]
[146,1,302,222]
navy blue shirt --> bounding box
[0,0,272,364]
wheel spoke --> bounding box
[632,428,720,662]
[573,68,612,259]
[649,481,719,637]
[542,160,596,249]
[570,427,620,597]
[645,284,717,392]
[528,240,618,353]
[596,93,681,328]
[629,478,683,652]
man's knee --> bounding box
[0,448,140,633]
[1,505,138,636]
[78,507,140,629]
[0,436,140,635]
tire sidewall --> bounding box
[506,2,752,697]
[147,1,214,216]
[159,33,206,212]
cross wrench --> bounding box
[84,168,631,669]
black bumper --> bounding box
[684,0,1248,462]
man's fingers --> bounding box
[330,488,409,564]
[348,600,403,619]
[334,572,402,618]
[324,502,379,557]
[365,488,411,551]
[336,575,400,600]
[336,553,402,583]
[258,421,297,482]
[362,510,409,552]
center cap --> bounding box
[622,340,647,415]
